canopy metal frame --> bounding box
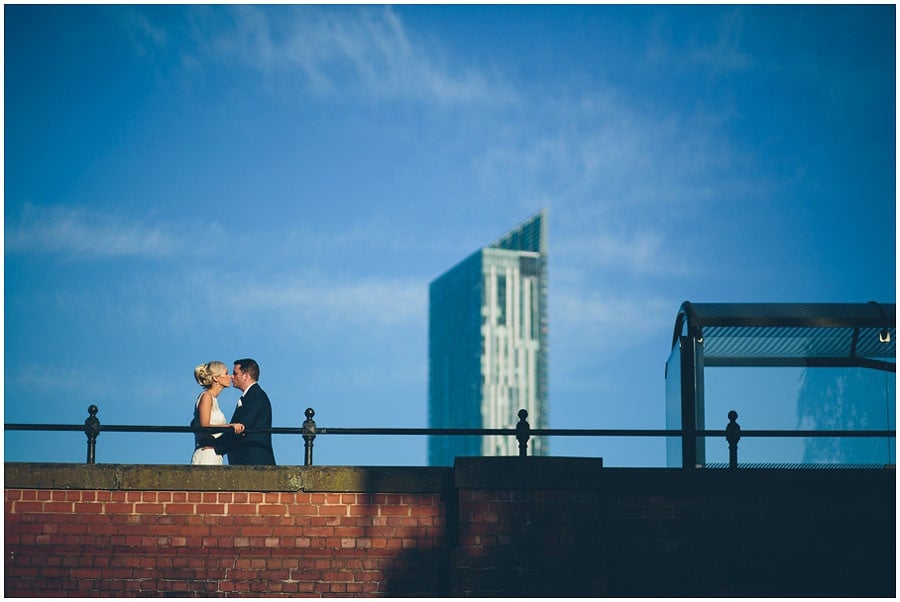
[669,301,896,468]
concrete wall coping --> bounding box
[3,463,452,493]
[5,459,894,494]
[452,456,895,493]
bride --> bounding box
[190,361,245,465]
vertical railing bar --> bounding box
[84,405,100,465]
[302,407,317,466]
[516,409,530,457]
[726,410,741,469]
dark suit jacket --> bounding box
[219,382,276,465]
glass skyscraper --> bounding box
[428,210,548,466]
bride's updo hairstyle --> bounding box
[194,361,227,388]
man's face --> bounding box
[232,364,251,392]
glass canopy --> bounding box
[672,301,895,371]
[666,301,895,468]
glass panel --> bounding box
[797,366,895,465]
[703,366,895,466]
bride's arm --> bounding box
[197,392,214,426]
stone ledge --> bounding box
[452,456,895,494]
[4,463,452,493]
[5,460,894,496]
[453,456,605,489]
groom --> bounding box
[219,358,276,465]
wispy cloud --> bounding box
[223,276,426,329]
[555,226,693,277]
[117,8,169,59]
[686,8,754,73]
[142,5,514,106]
[645,7,754,74]
[473,88,748,280]
[551,287,673,356]
[5,204,183,259]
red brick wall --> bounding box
[450,461,895,597]
[5,488,448,596]
[452,487,607,596]
[4,460,895,597]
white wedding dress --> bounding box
[190,394,227,465]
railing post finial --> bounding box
[516,409,530,457]
[726,410,741,469]
[84,404,101,464]
[302,408,317,466]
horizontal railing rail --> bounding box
[4,405,896,468]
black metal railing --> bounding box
[4,405,896,468]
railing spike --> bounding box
[302,408,317,466]
[726,410,741,469]
[516,409,530,457]
[84,405,101,464]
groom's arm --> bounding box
[239,390,272,431]
[214,428,234,454]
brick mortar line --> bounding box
[7,488,432,516]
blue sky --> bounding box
[4,4,896,467]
